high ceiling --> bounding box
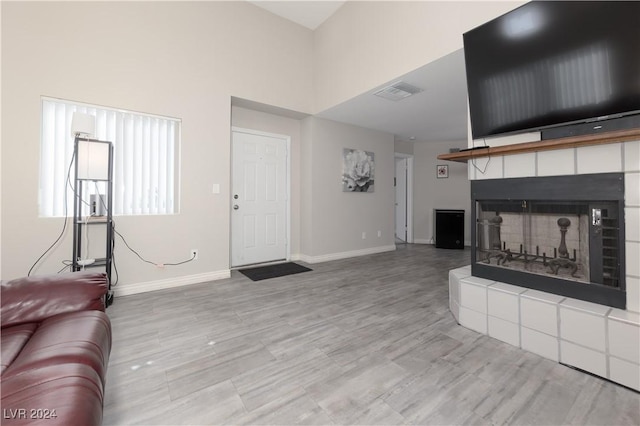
[249,1,469,144]
[317,49,468,143]
[248,1,346,30]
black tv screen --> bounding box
[464,1,640,140]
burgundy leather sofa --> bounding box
[1,272,112,425]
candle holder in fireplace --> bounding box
[482,214,581,278]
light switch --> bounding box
[212,183,220,194]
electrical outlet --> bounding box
[377,230,382,237]
[190,249,199,260]
[362,232,366,239]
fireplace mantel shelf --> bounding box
[437,128,640,163]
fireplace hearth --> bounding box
[471,173,626,309]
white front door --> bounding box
[395,158,408,242]
[231,129,289,267]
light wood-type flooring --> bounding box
[103,244,639,425]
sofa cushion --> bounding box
[1,272,108,328]
[0,363,104,426]
[3,311,111,381]
[1,324,37,375]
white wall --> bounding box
[394,140,414,155]
[1,2,313,287]
[300,118,313,257]
[313,1,524,112]
[301,117,395,261]
[413,140,470,245]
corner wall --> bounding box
[300,117,396,262]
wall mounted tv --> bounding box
[464,1,640,140]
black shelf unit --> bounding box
[72,137,114,306]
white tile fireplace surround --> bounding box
[449,135,640,392]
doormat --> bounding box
[239,262,312,281]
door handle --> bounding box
[233,205,239,210]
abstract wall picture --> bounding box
[342,148,375,192]
[437,164,449,179]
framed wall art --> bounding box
[342,148,375,192]
[437,164,449,179]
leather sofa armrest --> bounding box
[1,272,108,328]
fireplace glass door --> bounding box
[475,200,620,289]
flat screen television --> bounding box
[464,1,640,140]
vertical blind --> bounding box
[40,98,180,217]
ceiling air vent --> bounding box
[373,81,423,101]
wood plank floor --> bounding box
[103,244,640,425]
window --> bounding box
[40,97,180,216]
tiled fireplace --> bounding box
[448,135,640,391]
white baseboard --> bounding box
[413,238,434,245]
[298,245,396,264]
[113,269,231,297]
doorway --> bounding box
[231,128,290,267]
[394,154,413,244]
